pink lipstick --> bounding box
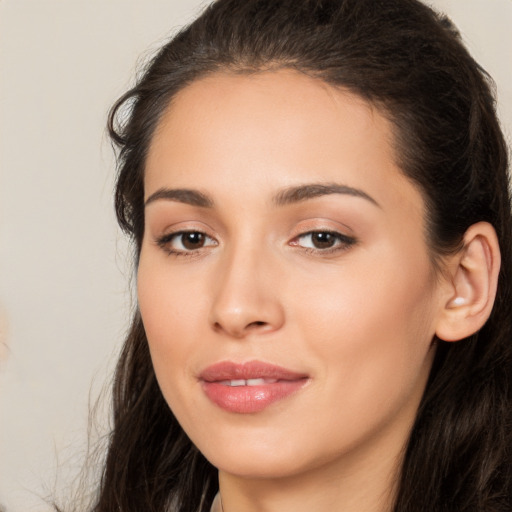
[199,361,309,414]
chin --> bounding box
[212,453,309,480]
[194,428,334,480]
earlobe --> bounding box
[436,222,501,342]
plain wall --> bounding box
[1,1,511,511]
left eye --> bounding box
[293,231,355,250]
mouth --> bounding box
[217,378,279,386]
[199,360,309,414]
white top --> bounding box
[210,493,222,512]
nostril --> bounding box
[212,320,267,336]
[247,321,267,329]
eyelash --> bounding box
[290,230,357,254]
[155,230,218,257]
[155,229,357,258]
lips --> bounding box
[199,361,309,414]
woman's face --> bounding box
[138,70,445,479]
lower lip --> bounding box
[202,380,307,414]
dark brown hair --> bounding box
[95,1,512,510]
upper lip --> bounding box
[199,360,308,382]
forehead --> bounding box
[149,70,390,171]
[145,69,424,221]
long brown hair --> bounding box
[94,1,512,510]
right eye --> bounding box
[156,231,218,255]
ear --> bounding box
[435,222,501,342]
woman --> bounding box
[95,0,512,510]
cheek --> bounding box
[136,253,207,404]
[137,245,210,339]
[291,246,437,409]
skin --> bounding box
[138,70,452,512]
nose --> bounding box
[209,246,285,338]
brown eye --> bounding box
[310,232,336,249]
[293,231,356,252]
[156,230,217,255]
[181,232,206,250]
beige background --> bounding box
[1,1,511,510]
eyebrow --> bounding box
[145,188,213,208]
[144,182,379,209]
[272,183,380,208]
